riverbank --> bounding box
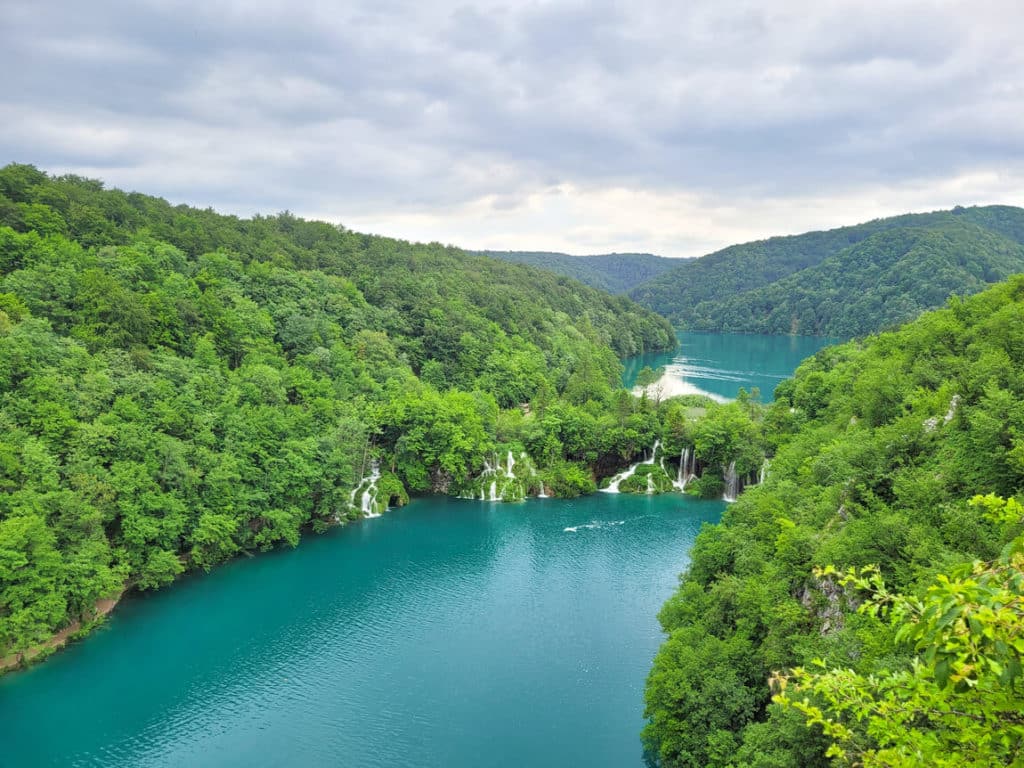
[0,590,124,673]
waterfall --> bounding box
[671,446,700,492]
[673,446,691,491]
[758,459,769,485]
[722,460,738,502]
[461,450,537,502]
[646,474,655,495]
[346,460,385,519]
[601,439,661,494]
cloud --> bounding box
[1,0,1022,254]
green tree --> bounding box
[777,497,1024,766]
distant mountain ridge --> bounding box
[628,205,1024,336]
[477,250,678,294]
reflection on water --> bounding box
[623,331,840,401]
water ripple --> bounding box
[0,494,724,768]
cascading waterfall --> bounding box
[601,439,661,493]
[348,460,385,518]
[673,446,698,491]
[526,451,548,497]
[722,460,739,503]
[462,450,537,501]
[758,459,769,485]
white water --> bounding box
[564,520,625,532]
[722,460,738,503]
[758,459,769,485]
[600,440,661,494]
[348,460,385,518]
[463,450,538,502]
[632,364,729,403]
[673,446,698,491]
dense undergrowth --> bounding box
[644,277,1024,766]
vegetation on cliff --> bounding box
[643,277,1024,766]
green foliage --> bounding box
[777,497,1024,766]
[635,365,664,390]
[539,460,596,498]
[0,164,676,661]
[644,278,1024,766]
[631,206,1024,336]
[618,463,676,494]
[480,250,677,294]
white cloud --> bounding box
[338,171,1024,257]
[2,0,1023,254]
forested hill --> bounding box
[478,250,678,294]
[644,277,1024,766]
[629,205,1024,335]
[0,163,674,664]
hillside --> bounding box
[478,250,678,294]
[643,277,1024,766]
[629,205,1024,335]
[0,163,675,663]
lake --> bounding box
[622,331,839,401]
[0,332,831,767]
[0,495,722,767]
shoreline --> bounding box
[0,590,125,674]
[632,366,730,403]
[0,469,714,677]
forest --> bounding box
[629,205,1024,336]
[480,250,677,294]
[0,163,686,663]
[643,278,1024,766]
[2,160,1023,767]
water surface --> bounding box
[1,495,722,768]
[2,332,826,766]
[623,331,839,400]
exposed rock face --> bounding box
[430,468,452,494]
[799,575,855,636]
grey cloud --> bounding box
[1,0,1022,239]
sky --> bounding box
[2,0,1023,257]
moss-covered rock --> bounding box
[457,450,543,501]
[618,463,676,494]
[540,461,597,498]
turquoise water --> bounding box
[0,495,722,768]
[623,331,839,400]
[1,332,824,767]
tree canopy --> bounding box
[630,205,1024,336]
[0,163,677,663]
[479,250,678,294]
[644,277,1024,767]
